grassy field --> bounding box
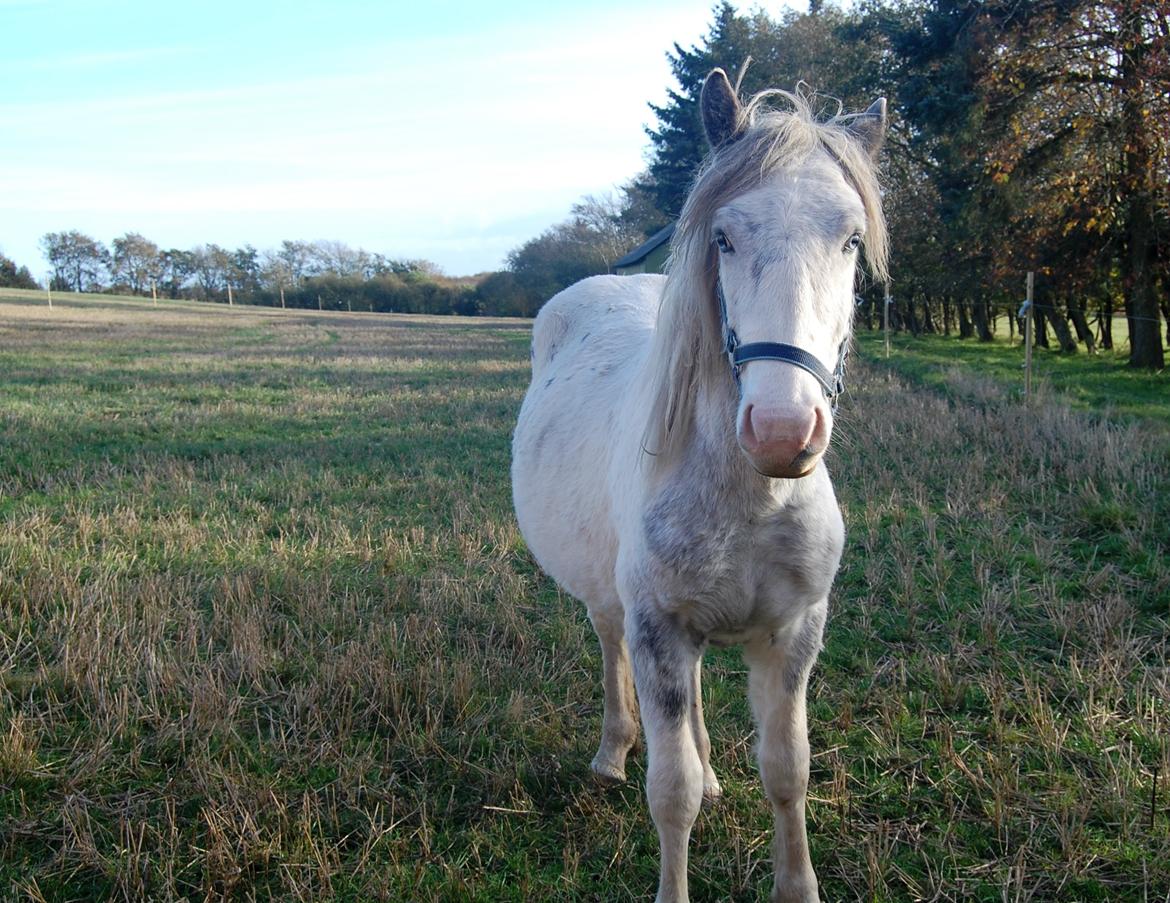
[1,289,1168,901]
[855,323,1170,429]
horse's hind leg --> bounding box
[587,606,639,784]
[690,659,721,804]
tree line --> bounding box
[9,213,650,319]
[25,232,517,316]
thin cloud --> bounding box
[16,45,196,71]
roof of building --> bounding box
[612,222,676,270]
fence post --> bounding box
[1024,271,1034,401]
[883,284,891,359]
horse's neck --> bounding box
[684,376,796,513]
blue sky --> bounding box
[0,0,780,277]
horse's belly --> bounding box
[513,444,618,607]
[512,369,634,608]
[512,275,662,608]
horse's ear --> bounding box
[850,98,887,158]
[701,68,744,149]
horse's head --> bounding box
[699,69,887,479]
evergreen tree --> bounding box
[642,2,890,218]
[0,252,37,289]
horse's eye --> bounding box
[844,232,862,253]
[714,230,735,254]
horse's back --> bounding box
[513,274,662,609]
[529,274,661,377]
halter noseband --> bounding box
[716,277,848,410]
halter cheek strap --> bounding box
[716,278,848,409]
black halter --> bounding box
[716,277,848,410]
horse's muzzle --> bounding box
[737,403,828,478]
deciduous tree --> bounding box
[40,230,109,292]
[111,232,161,295]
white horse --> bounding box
[512,69,888,903]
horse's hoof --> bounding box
[590,758,627,786]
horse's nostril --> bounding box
[789,447,816,470]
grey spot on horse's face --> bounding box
[751,256,767,289]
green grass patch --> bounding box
[855,327,1170,430]
[1,291,1168,900]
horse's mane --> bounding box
[642,87,888,467]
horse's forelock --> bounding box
[641,87,887,467]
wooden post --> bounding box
[1024,271,1034,402]
[883,284,891,359]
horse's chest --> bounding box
[641,487,842,637]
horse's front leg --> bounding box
[744,601,827,903]
[689,658,721,804]
[628,606,705,903]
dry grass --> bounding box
[1,289,1168,901]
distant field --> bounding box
[2,290,1168,901]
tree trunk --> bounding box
[942,295,952,336]
[973,296,993,341]
[1032,302,1050,348]
[1040,295,1077,352]
[905,295,921,335]
[958,298,974,338]
[1068,295,1095,352]
[1121,12,1165,369]
[921,295,936,334]
[1126,218,1164,368]
[1099,298,1114,350]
